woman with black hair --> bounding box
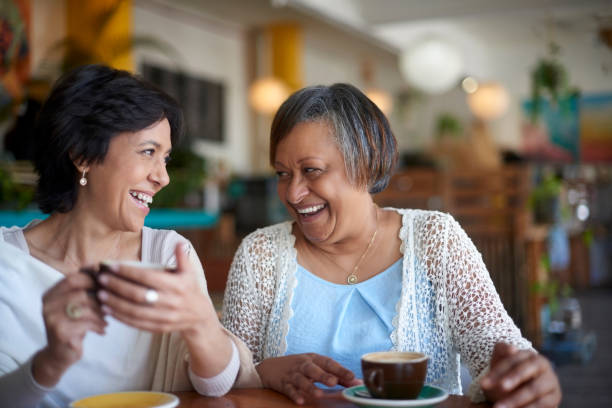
[0,64,258,407]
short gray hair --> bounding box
[270,83,397,194]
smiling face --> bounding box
[274,121,372,244]
[75,118,172,233]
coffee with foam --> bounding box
[361,351,429,400]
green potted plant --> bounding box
[528,42,580,123]
[531,255,574,337]
[435,113,463,139]
[529,173,562,225]
[151,148,206,208]
[0,163,35,210]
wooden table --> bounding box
[176,389,491,407]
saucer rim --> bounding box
[342,384,448,407]
[69,391,179,408]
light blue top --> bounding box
[285,259,403,380]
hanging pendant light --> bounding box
[248,76,290,115]
[399,37,464,94]
[467,82,510,120]
[365,88,393,115]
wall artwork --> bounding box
[0,0,30,113]
[580,92,612,162]
[522,93,612,162]
[521,96,579,162]
[141,62,224,145]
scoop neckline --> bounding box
[296,257,402,288]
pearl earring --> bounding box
[79,170,88,186]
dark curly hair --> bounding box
[270,83,398,194]
[34,64,183,213]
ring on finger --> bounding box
[144,288,159,305]
[65,302,83,320]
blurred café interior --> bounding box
[1,0,611,404]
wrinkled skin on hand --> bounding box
[480,343,562,408]
[256,353,363,405]
[96,243,233,378]
[33,273,107,387]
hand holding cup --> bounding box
[94,244,217,334]
[33,272,107,387]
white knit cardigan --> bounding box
[221,209,531,400]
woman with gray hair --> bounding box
[222,83,561,407]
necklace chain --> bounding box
[346,221,378,284]
[309,206,379,285]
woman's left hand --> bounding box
[480,342,562,408]
[96,243,217,334]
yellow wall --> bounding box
[268,23,302,91]
[66,0,133,71]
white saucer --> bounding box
[342,385,448,407]
[70,391,179,408]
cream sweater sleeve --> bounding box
[441,216,532,401]
[185,242,261,392]
[149,231,260,393]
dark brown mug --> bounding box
[361,351,429,400]
[81,261,169,298]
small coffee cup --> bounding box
[361,351,429,400]
[81,261,169,294]
[100,260,172,285]
[99,260,170,274]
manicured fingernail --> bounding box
[98,290,109,301]
[101,305,112,315]
[98,274,109,285]
[502,379,512,389]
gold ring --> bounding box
[65,302,83,320]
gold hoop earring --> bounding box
[79,170,88,186]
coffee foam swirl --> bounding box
[362,351,428,363]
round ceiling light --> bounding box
[466,82,510,121]
[365,88,393,115]
[399,38,464,95]
[248,77,290,114]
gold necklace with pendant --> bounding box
[346,209,378,284]
[346,224,377,284]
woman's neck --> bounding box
[294,204,379,279]
[302,204,379,256]
[295,206,403,284]
[24,209,140,274]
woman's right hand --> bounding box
[32,272,107,387]
[256,354,362,405]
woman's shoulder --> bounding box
[386,208,455,230]
[1,225,29,252]
[388,209,462,252]
[227,222,294,282]
[239,221,293,248]
[143,226,190,245]
[142,226,192,264]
